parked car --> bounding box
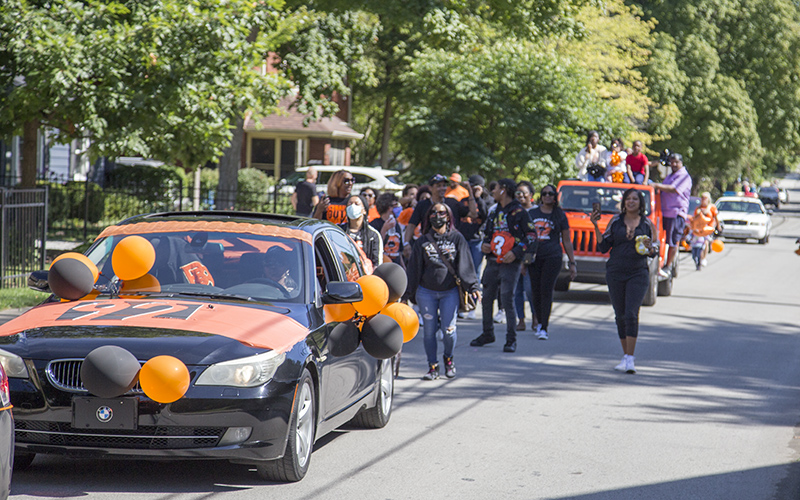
[0,364,12,500]
[274,166,405,196]
[757,186,780,208]
[555,180,673,306]
[716,196,772,244]
[0,211,395,482]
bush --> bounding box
[237,168,273,211]
[105,164,187,203]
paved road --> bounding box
[9,182,800,500]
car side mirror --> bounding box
[28,270,51,293]
[322,281,363,304]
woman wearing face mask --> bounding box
[405,203,481,380]
[340,195,383,269]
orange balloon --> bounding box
[52,252,99,284]
[711,239,724,253]
[120,273,161,299]
[353,275,389,317]
[140,356,190,404]
[112,236,155,281]
[324,303,356,323]
[382,302,419,342]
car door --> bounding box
[316,230,373,421]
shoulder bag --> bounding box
[425,233,477,312]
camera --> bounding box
[659,149,671,166]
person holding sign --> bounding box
[470,178,532,353]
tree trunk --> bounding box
[217,117,245,210]
[20,120,39,187]
[380,95,392,169]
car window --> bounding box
[317,172,333,184]
[314,236,341,289]
[325,229,364,282]
[88,231,306,303]
[717,201,764,214]
[747,203,764,213]
[353,174,373,184]
[558,185,652,215]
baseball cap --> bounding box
[468,174,485,187]
[449,173,462,183]
[429,174,447,185]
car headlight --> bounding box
[195,351,286,387]
[0,348,29,379]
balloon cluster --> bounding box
[81,346,190,403]
[324,262,418,360]
[47,236,159,301]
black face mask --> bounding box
[430,216,447,229]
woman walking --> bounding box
[340,194,383,269]
[405,203,481,380]
[590,188,658,373]
[527,184,576,340]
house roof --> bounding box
[244,98,363,140]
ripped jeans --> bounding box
[416,286,460,366]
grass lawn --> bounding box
[0,287,46,310]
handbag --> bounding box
[425,234,477,312]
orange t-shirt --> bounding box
[445,185,470,201]
[691,205,717,236]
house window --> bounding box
[251,139,275,165]
[280,140,297,178]
[329,140,346,165]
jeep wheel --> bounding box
[643,267,658,307]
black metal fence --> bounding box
[45,180,295,242]
[1,188,47,288]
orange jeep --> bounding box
[555,180,673,306]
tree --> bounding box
[398,40,631,184]
[0,0,297,187]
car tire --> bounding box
[350,358,394,429]
[643,266,658,307]
[759,234,769,245]
[554,277,570,292]
[257,370,316,482]
[13,451,34,471]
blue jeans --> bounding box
[468,239,484,281]
[416,286,459,365]
[514,269,534,320]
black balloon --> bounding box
[328,322,360,357]
[49,258,95,300]
[360,314,403,360]
[81,346,141,398]
[372,262,407,303]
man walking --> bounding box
[650,153,692,277]
[291,167,319,217]
[470,178,532,353]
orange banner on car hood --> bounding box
[0,300,308,353]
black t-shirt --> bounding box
[322,197,348,224]
[408,197,467,232]
[458,196,488,241]
[294,181,316,216]
[597,215,656,275]
[528,206,569,259]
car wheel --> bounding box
[350,358,394,429]
[13,451,34,471]
[759,234,769,244]
[257,370,315,482]
[643,266,657,307]
[554,277,570,292]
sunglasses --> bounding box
[343,178,355,184]
[515,191,530,197]
[431,210,448,216]
[363,193,375,198]
[541,191,556,196]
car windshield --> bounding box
[558,185,652,215]
[717,201,764,214]
[85,231,305,303]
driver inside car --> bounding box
[262,246,299,294]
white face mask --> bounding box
[346,204,363,220]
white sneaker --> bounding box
[493,310,506,324]
[614,355,628,372]
[466,310,477,320]
[533,324,541,334]
[537,329,549,340]
[701,258,708,267]
[626,355,636,374]
[457,311,467,319]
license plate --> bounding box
[73,397,138,430]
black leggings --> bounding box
[527,255,562,331]
[606,269,649,339]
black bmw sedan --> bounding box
[0,212,394,482]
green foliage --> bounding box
[0,287,44,309]
[105,164,187,203]
[399,40,632,185]
[236,168,273,211]
[41,181,106,224]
